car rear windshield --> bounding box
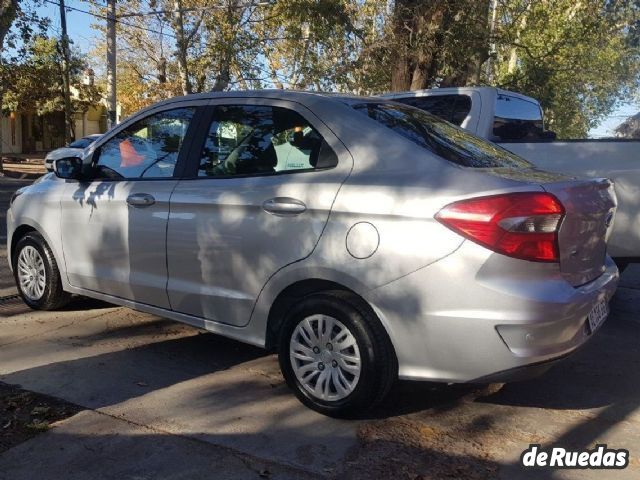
[393,94,472,126]
[352,102,532,169]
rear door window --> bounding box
[197,105,338,177]
[394,94,472,126]
[493,94,544,140]
[352,101,532,169]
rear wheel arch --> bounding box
[265,278,397,364]
[275,287,399,416]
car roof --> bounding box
[149,89,386,109]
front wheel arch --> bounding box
[10,225,37,270]
[12,230,71,310]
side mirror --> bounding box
[541,130,557,140]
[53,157,84,180]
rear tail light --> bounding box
[435,192,565,262]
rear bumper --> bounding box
[364,241,619,383]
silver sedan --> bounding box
[6,91,619,417]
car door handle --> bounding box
[262,197,307,216]
[127,193,156,207]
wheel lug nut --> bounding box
[318,362,325,371]
[331,360,338,368]
[326,343,333,350]
[312,346,320,354]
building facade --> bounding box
[1,105,108,155]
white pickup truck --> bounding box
[383,87,640,269]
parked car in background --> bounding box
[44,134,103,172]
[8,91,618,416]
[382,87,640,270]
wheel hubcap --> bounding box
[289,314,361,401]
[17,246,46,301]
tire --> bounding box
[12,232,71,310]
[278,290,397,418]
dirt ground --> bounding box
[0,382,81,454]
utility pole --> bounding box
[485,0,498,84]
[58,0,74,143]
[173,0,192,95]
[106,0,117,128]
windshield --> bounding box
[352,102,533,169]
[68,137,96,149]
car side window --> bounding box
[198,105,337,177]
[493,94,544,141]
[95,108,195,179]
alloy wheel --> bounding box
[289,314,362,402]
[17,246,47,301]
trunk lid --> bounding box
[542,178,617,286]
[479,168,616,286]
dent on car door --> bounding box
[60,106,198,307]
[166,101,352,326]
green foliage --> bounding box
[15,0,637,139]
[3,36,102,116]
[494,0,640,138]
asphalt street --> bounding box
[0,175,639,479]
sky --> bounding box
[589,103,638,138]
[38,0,100,53]
[33,0,640,138]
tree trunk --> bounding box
[390,1,448,91]
[390,0,494,91]
[0,0,19,164]
[157,56,167,83]
[173,0,192,95]
[507,2,531,75]
[390,0,418,91]
[212,59,230,91]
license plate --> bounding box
[588,300,609,333]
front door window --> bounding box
[95,108,195,179]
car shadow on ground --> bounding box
[4,300,638,418]
[1,332,267,410]
[0,295,116,318]
[59,296,118,311]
